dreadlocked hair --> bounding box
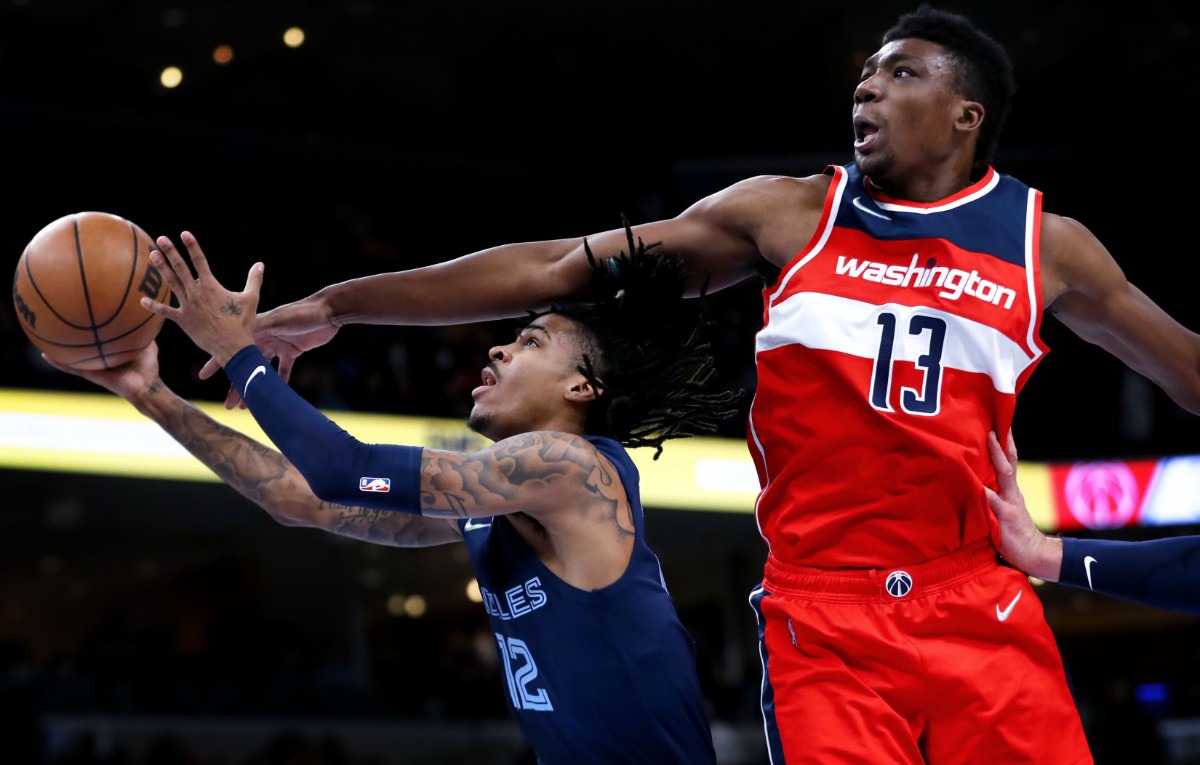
[537,217,743,460]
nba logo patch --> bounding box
[359,477,391,493]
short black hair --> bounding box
[538,219,742,459]
[884,5,1016,170]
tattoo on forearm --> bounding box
[161,400,452,546]
[320,501,452,546]
[170,405,289,505]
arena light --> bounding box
[0,388,763,512]
[8,389,1171,527]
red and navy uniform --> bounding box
[747,163,1092,764]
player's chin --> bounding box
[466,409,490,438]
[854,149,890,178]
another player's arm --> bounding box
[308,178,780,328]
[201,175,823,407]
[987,427,1200,615]
[1057,536,1200,615]
[1041,212,1200,414]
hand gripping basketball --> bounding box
[141,230,265,368]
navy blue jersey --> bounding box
[460,436,716,765]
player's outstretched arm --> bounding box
[199,177,800,408]
[986,428,1200,614]
[1056,534,1200,615]
[218,339,623,531]
[42,345,462,548]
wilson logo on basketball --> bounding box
[13,286,35,329]
[138,263,164,299]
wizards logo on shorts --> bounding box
[359,477,391,493]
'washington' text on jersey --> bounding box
[835,253,1017,309]
[481,576,548,620]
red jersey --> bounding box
[748,163,1049,568]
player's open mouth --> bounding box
[853,117,878,149]
[472,366,498,398]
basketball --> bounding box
[12,211,171,370]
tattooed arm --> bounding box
[42,343,462,548]
[422,431,635,589]
[421,431,629,525]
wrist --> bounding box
[213,335,257,368]
[128,377,174,417]
[1034,536,1064,582]
[314,286,343,328]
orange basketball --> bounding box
[12,211,171,370]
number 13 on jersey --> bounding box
[870,310,947,415]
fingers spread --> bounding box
[156,236,195,280]
[179,231,213,277]
[150,242,192,298]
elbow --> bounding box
[305,474,355,508]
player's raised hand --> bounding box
[141,230,264,367]
[198,297,341,410]
[41,342,162,403]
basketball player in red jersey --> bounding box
[201,6,1200,763]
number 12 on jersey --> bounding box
[496,634,554,711]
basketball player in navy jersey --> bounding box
[52,225,737,765]
[195,6,1200,763]
[986,430,1200,615]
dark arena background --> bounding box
[3,1,1200,763]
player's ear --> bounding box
[956,99,984,134]
[565,376,599,403]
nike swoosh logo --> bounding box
[996,590,1023,622]
[852,195,892,221]
[463,519,493,531]
[243,365,267,397]
[1084,556,1097,591]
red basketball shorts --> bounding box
[748,538,1093,764]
